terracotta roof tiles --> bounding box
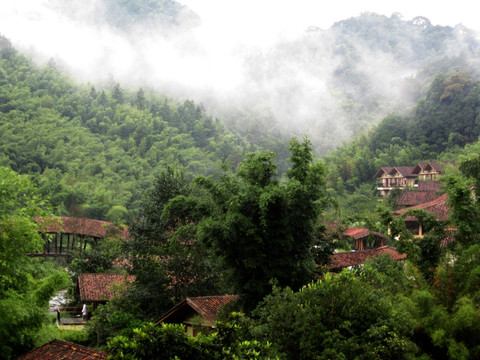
[157,295,239,326]
[342,227,388,241]
[394,193,449,221]
[36,217,128,239]
[411,162,429,174]
[427,161,444,173]
[16,339,108,360]
[187,296,239,324]
[78,273,134,302]
[396,190,443,207]
[392,166,416,177]
[417,181,441,191]
[328,246,407,270]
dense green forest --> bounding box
[5,2,480,359]
[0,34,287,221]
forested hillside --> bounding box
[323,67,480,222]
[0,35,269,220]
[5,2,480,156]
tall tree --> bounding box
[198,137,329,310]
[125,167,221,320]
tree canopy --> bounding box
[198,137,329,310]
[0,167,69,358]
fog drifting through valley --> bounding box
[1,0,479,152]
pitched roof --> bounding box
[426,161,444,173]
[417,181,441,191]
[78,273,134,302]
[396,190,443,207]
[393,193,449,221]
[374,167,394,178]
[157,295,239,326]
[392,166,416,177]
[328,246,407,270]
[411,162,429,174]
[16,339,108,360]
[36,216,128,239]
[342,227,389,241]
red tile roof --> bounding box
[328,246,407,270]
[78,273,134,302]
[157,295,239,326]
[36,217,128,239]
[16,339,108,360]
[342,227,388,241]
[394,193,449,221]
[417,181,441,191]
[323,223,388,242]
[392,166,416,177]
[396,190,443,207]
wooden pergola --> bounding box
[29,217,127,257]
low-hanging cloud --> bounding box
[1,0,478,153]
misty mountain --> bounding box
[101,0,199,30]
[222,12,480,154]
[3,3,480,155]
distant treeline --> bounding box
[0,35,264,221]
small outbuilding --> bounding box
[157,295,239,336]
[328,246,407,272]
[78,273,134,310]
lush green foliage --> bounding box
[197,138,329,310]
[117,167,223,322]
[0,35,252,219]
[252,271,418,360]
[0,167,70,359]
[107,314,278,360]
[323,67,480,223]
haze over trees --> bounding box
[0,34,260,220]
[4,2,480,359]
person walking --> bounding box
[82,303,88,321]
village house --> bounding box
[56,273,134,330]
[325,223,389,251]
[157,295,239,336]
[328,246,407,272]
[393,193,449,237]
[375,166,416,197]
[375,162,450,197]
